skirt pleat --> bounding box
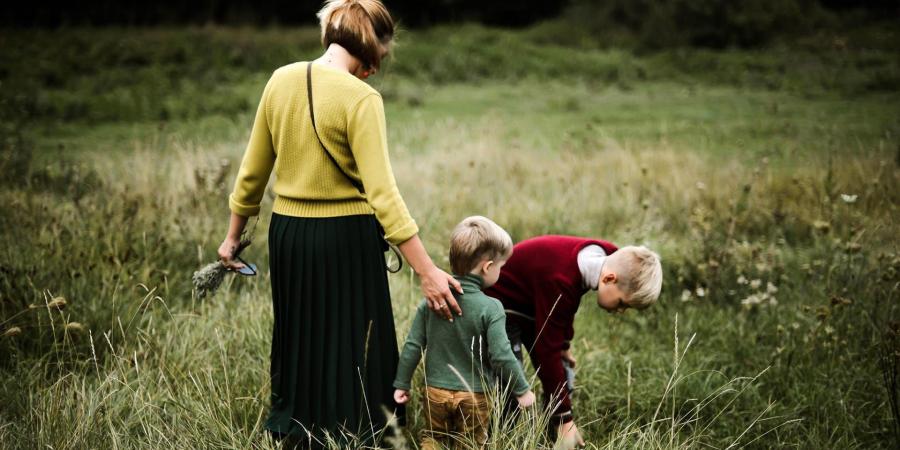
[265,213,403,447]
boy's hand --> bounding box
[556,421,585,449]
[516,390,536,408]
[561,349,577,368]
[393,389,410,404]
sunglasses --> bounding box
[232,255,257,276]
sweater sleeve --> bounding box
[393,301,428,390]
[532,287,577,424]
[486,301,530,396]
[347,93,418,245]
[229,75,276,217]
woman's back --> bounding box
[231,61,418,244]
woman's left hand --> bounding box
[421,265,463,321]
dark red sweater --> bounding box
[485,235,618,422]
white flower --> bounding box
[840,194,857,204]
[737,275,748,285]
[766,282,778,294]
[680,289,692,302]
[695,287,706,298]
[750,279,762,290]
[741,293,763,306]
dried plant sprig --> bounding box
[192,237,251,300]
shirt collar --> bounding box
[454,273,484,294]
[577,244,608,290]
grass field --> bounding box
[1,24,899,449]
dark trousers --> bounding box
[501,310,575,434]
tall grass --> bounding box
[1,25,899,449]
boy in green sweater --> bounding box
[394,216,536,449]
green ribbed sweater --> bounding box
[394,275,531,396]
[229,62,418,245]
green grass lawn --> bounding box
[1,25,898,449]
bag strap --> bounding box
[307,62,365,193]
[306,62,403,273]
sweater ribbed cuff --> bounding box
[384,219,419,245]
[229,194,260,217]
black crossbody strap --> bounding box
[307,62,365,193]
[306,62,403,273]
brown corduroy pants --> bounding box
[420,386,491,450]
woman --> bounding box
[217,0,461,446]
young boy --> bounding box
[393,216,536,449]
[484,235,662,448]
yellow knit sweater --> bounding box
[229,62,418,245]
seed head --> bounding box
[47,297,67,310]
[193,261,228,300]
[65,322,85,333]
[3,327,22,338]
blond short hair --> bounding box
[317,0,395,70]
[449,216,513,276]
[610,246,663,309]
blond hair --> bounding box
[449,216,513,276]
[317,0,395,70]
[610,246,663,309]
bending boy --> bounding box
[485,235,662,448]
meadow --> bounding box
[0,23,898,449]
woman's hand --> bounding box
[218,212,249,271]
[397,234,464,321]
[420,265,463,321]
[218,236,246,271]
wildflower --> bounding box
[766,282,778,294]
[737,275,748,285]
[695,287,706,298]
[65,322,85,333]
[750,279,762,290]
[680,289,692,302]
[47,297,67,310]
[2,327,22,338]
[741,293,764,307]
[812,220,831,233]
[840,194,857,204]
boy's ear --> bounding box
[602,272,617,284]
[483,260,494,272]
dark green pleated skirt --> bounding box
[264,213,403,448]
